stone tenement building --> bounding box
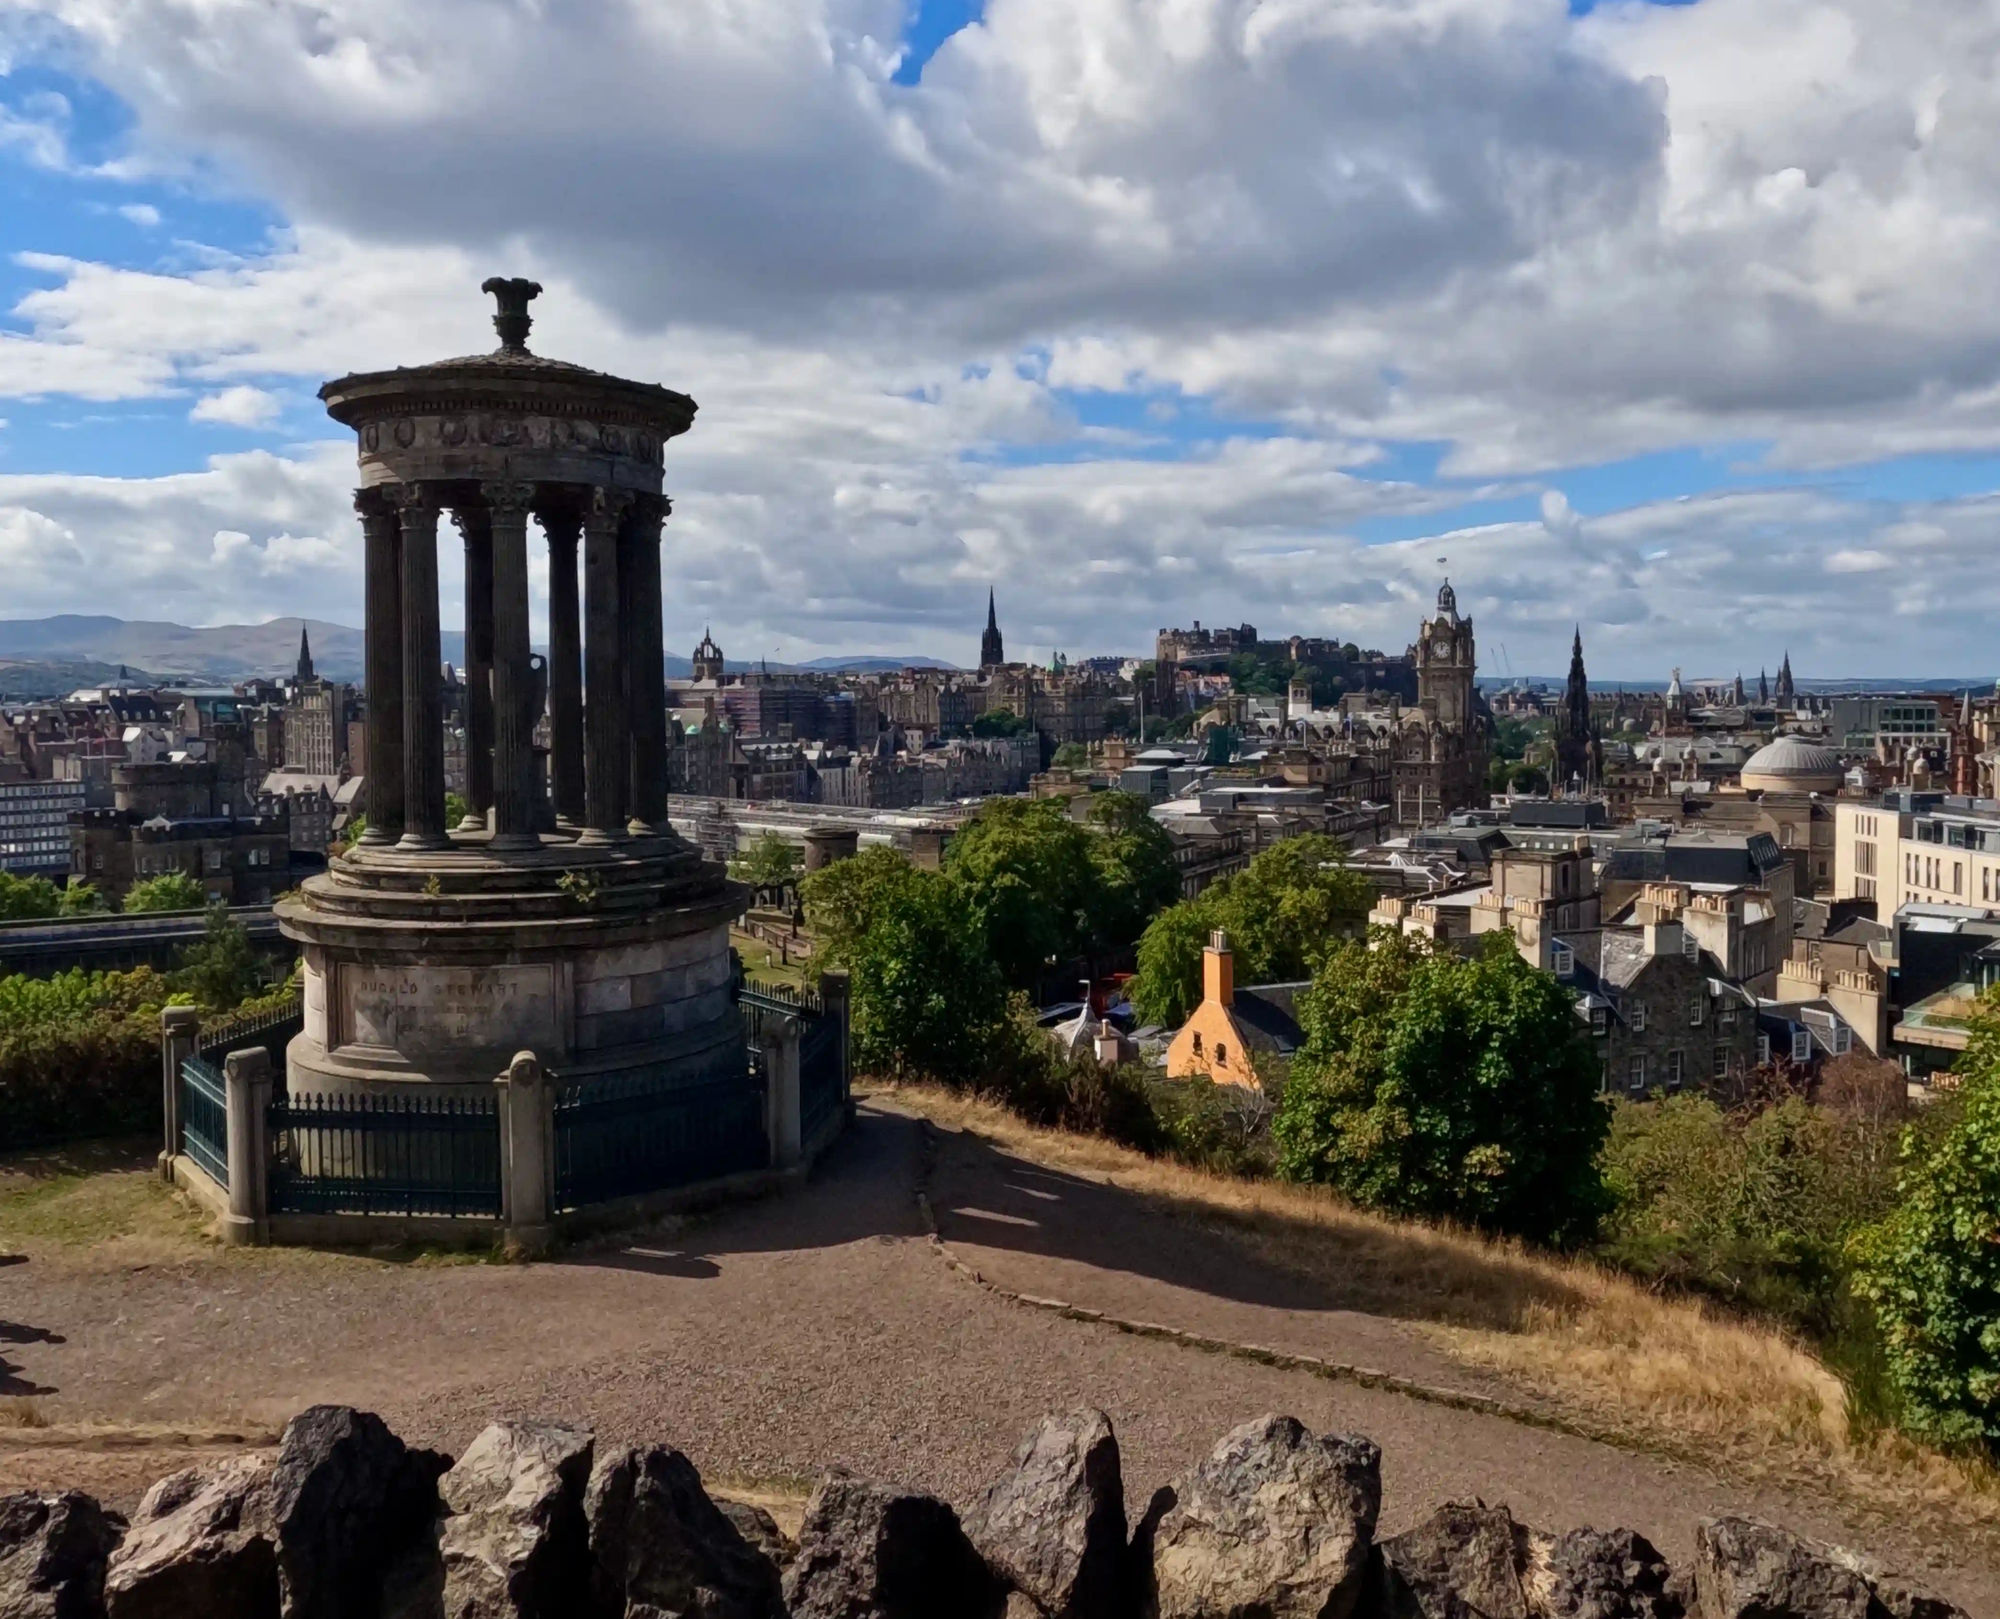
[70,741,290,906]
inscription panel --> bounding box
[341,963,558,1059]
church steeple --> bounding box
[1555,626,1596,794]
[979,588,1005,670]
[296,624,315,683]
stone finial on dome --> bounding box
[481,276,544,353]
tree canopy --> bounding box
[1273,931,1611,1245]
[123,872,209,913]
[0,873,104,920]
[844,866,1006,1086]
[730,832,803,892]
[1129,834,1372,1025]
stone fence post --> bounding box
[818,968,852,1105]
[497,1051,554,1255]
[159,1005,201,1182]
[220,1047,272,1247]
[760,1016,803,1170]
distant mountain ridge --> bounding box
[0,615,958,686]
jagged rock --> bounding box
[1691,1519,1874,1619]
[438,1422,594,1619]
[582,1445,783,1619]
[1376,1501,1528,1619]
[782,1470,1005,1619]
[1521,1527,1683,1619]
[264,1405,450,1619]
[0,1490,125,1619]
[964,1409,1127,1619]
[103,1454,280,1619]
[1693,1518,1965,1619]
[1149,1414,1380,1619]
[715,1502,792,1570]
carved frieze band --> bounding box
[358,414,665,465]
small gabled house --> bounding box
[1164,931,1305,1090]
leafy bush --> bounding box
[1852,994,2000,1450]
[123,872,208,913]
[1274,931,1611,1246]
[730,833,803,892]
[845,866,1006,1086]
[0,873,103,920]
[176,905,269,1011]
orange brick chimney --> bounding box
[1203,929,1234,1007]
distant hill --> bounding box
[0,616,953,687]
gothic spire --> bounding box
[296,624,314,683]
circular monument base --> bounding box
[274,830,749,1099]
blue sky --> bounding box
[0,0,1996,679]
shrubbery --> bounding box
[0,872,105,919]
[0,907,295,1151]
[123,872,208,913]
[1852,999,2000,1449]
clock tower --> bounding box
[1416,579,1475,729]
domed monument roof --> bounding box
[1740,734,1843,793]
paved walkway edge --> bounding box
[911,1121,1693,1469]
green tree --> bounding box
[1051,742,1090,770]
[730,833,803,892]
[1083,792,1181,955]
[0,873,62,920]
[945,798,1099,987]
[847,868,1005,1085]
[1274,931,1612,1245]
[1130,895,1223,1026]
[1852,993,2000,1449]
[175,903,266,1010]
[57,881,105,915]
[799,845,930,967]
[971,709,1033,738]
[123,872,209,913]
[1128,835,1371,1024]
[446,791,473,827]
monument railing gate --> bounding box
[176,1054,230,1187]
[739,974,848,1150]
[267,1090,503,1219]
[550,1047,768,1213]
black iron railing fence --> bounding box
[198,995,305,1063]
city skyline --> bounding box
[2,1,1998,676]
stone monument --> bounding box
[276,280,747,1099]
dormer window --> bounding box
[1552,943,1574,979]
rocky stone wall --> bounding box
[0,1404,1966,1619]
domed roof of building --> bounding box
[1740,734,1842,790]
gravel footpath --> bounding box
[2,1101,1992,1611]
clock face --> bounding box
[1432,639,1452,659]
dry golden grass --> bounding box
[872,1082,2000,1555]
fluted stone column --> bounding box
[357,492,404,846]
[455,504,495,832]
[581,486,633,840]
[541,500,586,829]
[395,485,449,849]
[622,495,669,834]
[483,481,538,849]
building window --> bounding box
[1856,840,1875,876]
[1628,1054,1647,1089]
[1590,1006,1607,1035]
[1215,1042,1228,1067]
[1714,1045,1731,1078]
[1191,1031,1202,1056]
[1792,1029,1812,1064]
[1630,1002,1647,1033]
[1682,929,1699,961]
[1833,1023,1852,1056]
[1551,943,1573,979]
[1719,1003,1737,1029]
[1667,1050,1683,1088]
[1689,995,1705,1027]
[1759,1033,1772,1065]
